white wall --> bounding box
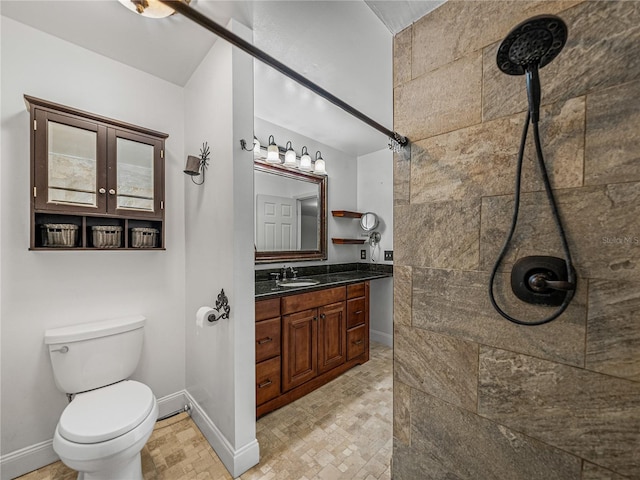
[0,15,186,473]
[357,148,393,346]
[254,118,358,268]
[184,19,258,477]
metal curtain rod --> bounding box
[159,0,408,147]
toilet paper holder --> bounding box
[208,289,231,322]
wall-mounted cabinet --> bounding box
[25,95,168,250]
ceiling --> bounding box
[1,0,444,156]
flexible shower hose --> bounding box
[488,111,576,326]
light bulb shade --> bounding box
[184,156,201,176]
[299,146,312,171]
[284,141,297,166]
[300,153,312,171]
[266,135,280,163]
[118,0,185,18]
[253,137,261,154]
[314,159,326,174]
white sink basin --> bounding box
[278,279,320,287]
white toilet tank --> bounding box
[44,316,145,394]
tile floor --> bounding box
[16,342,392,480]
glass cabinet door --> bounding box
[34,110,107,213]
[108,130,163,218]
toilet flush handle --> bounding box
[51,346,69,353]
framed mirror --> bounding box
[254,160,327,263]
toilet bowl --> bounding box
[44,316,157,480]
[52,381,158,480]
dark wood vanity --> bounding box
[255,281,370,417]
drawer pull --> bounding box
[355,310,363,315]
[258,379,273,388]
[257,337,273,345]
[353,340,364,345]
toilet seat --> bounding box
[58,380,155,444]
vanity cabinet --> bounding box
[282,286,346,391]
[25,95,167,250]
[255,282,369,417]
[255,298,281,406]
[347,282,369,361]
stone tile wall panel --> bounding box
[478,348,640,477]
[412,267,586,366]
[586,278,640,382]
[392,265,412,327]
[585,80,640,186]
[400,389,582,480]
[410,97,584,205]
[393,200,479,270]
[394,52,482,143]
[394,325,478,411]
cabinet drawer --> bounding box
[347,282,365,299]
[256,356,281,405]
[347,297,366,329]
[347,325,366,360]
[256,317,281,363]
[256,298,281,322]
[281,286,345,315]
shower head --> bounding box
[497,14,568,124]
[496,15,567,76]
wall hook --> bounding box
[208,288,231,322]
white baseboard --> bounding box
[370,329,393,347]
[185,391,259,478]
[0,390,190,480]
[0,439,58,480]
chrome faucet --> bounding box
[289,266,298,279]
[281,265,288,281]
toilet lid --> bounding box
[58,380,155,444]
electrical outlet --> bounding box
[384,250,393,261]
[360,249,367,260]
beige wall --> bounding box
[392,1,640,479]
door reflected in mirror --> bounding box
[254,161,327,263]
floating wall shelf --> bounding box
[331,210,363,218]
[332,238,366,245]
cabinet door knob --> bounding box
[313,316,318,321]
[320,313,326,319]
[108,189,116,195]
[99,188,106,194]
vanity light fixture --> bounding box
[184,142,210,185]
[284,141,297,167]
[299,146,312,171]
[313,151,326,175]
[266,135,280,163]
[118,0,190,18]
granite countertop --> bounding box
[255,263,393,299]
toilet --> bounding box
[44,315,158,480]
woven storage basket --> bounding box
[41,223,79,247]
[131,227,158,248]
[92,226,122,248]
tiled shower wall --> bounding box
[392,1,640,479]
